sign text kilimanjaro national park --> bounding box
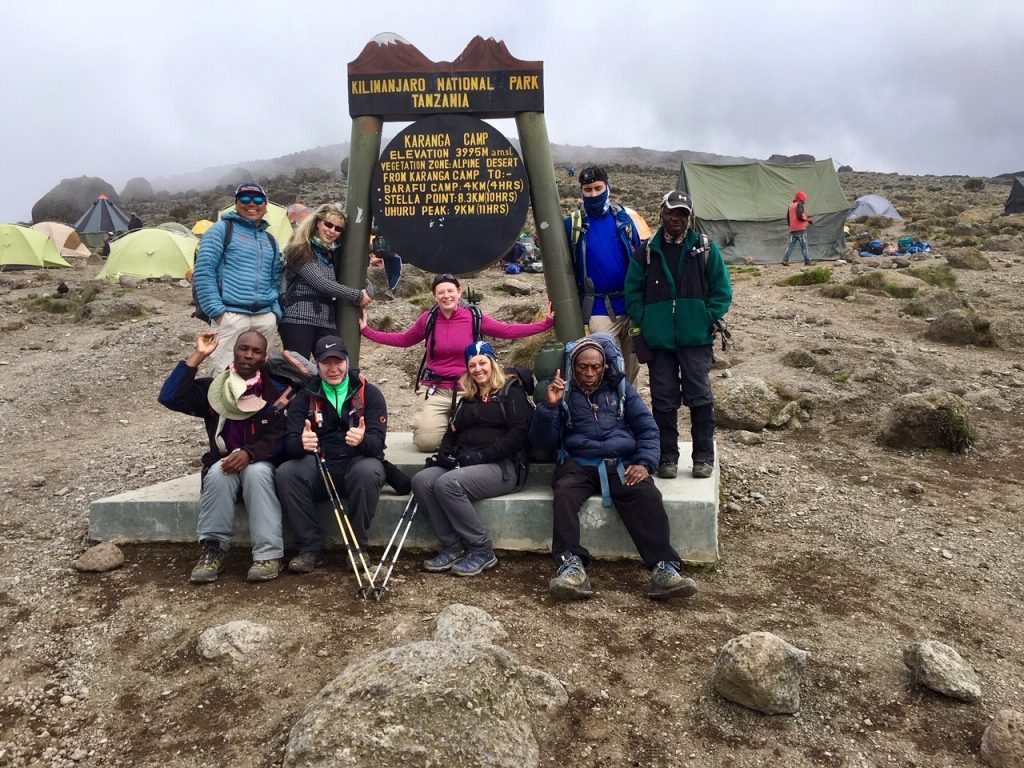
[349,34,541,273]
[348,34,543,120]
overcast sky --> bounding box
[5,0,1022,222]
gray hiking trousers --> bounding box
[411,460,516,553]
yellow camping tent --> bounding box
[96,228,196,281]
[0,224,71,269]
[192,219,214,236]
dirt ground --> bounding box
[1,211,1023,767]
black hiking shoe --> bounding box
[287,551,326,574]
[548,554,593,601]
[191,541,227,583]
[657,461,678,479]
[692,462,714,479]
[647,561,698,601]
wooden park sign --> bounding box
[349,34,540,273]
[338,34,581,360]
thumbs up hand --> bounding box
[345,415,366,447]
[301,418,319,452]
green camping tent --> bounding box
[678,160,849,264]
[0,224,72,270]
[218,201,295,248]
[96,228,197,281]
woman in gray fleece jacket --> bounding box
[278,203,371,359]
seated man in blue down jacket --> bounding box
[529,337,699,602]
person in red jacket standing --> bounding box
[782,190,813,266]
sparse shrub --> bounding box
[168,204,191,221]
[963,178,985,192]
[904,266,955,289]
[935,404,976,452]
[776,266,832,286]
[820,284,855,299]
[28,284,102,315]
[371,314,400,332]
[848,271,920,298]
[506,330,557,369]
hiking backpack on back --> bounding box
[190,220,279,323]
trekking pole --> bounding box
[314,452,375,598]
[370,497,419,601]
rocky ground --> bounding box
[1,171,1023,767]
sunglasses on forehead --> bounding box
[236,194,266,205]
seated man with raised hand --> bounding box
[528,337,699,602]
[158,330,287,584]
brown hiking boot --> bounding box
[191,541,227,583]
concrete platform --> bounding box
[89,434,719,564]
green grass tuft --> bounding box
[820,284,856,299]
[776,266,833,286]
[905,266,956,289]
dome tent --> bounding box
[32,221,91,259]
[96,228,196,281]
[74,193,132,234]
[847,194,902,220]
[0,225,71,270]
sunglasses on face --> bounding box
[320,220,344,233]
[236,195,266,205]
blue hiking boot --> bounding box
[450,549,498,577]
[423,545,467,573]
[548,554,594,601]
[647,561,698,601]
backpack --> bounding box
[496,367,535,491]
[191,219,279,323]
[568,204,638,321]
[561,332,628,430]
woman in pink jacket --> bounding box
[360,273,553,451]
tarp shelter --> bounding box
[157,221,197,238]
[192,219,214,236]
[96,228,196,281]
[31,221,91,259]
[0,224,71,270]
[677,159,849,264]
[1004,177,1024,215]
[847,194,902,220]
[74,194,131,235]
[218,201,295,249]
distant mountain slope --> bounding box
[151,140,760,193]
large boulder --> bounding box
[711,632,810,714]
[878,391,975,453]
[924,309,979,345]
[120,177,154,202]
[903,640,982,702]
[283,606,566,768]
[946,248,993,270]
[981,234,1024,253]
[981,710,1024,767]
[31,176,119,225]
[713,378,797,431]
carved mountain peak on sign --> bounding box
[451,36,542,72]
[348,34,541,75]
[349,32,435,75]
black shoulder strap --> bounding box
[414,306,442,390]
[223,218,233,250]
[470,305,483,341]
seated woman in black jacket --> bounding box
[412,341,531,577]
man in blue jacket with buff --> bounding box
[193,182,283,373]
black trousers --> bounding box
[648,345,716,465]
[551,459,680,569]
[275,454,384,551]
[278,322,336,361]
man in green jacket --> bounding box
[625,191,732,479]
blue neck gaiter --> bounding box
[582,188,610,218]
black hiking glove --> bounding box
[456,451,487,467]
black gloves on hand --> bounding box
[456,451,487,467]
[427,453,459,470]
